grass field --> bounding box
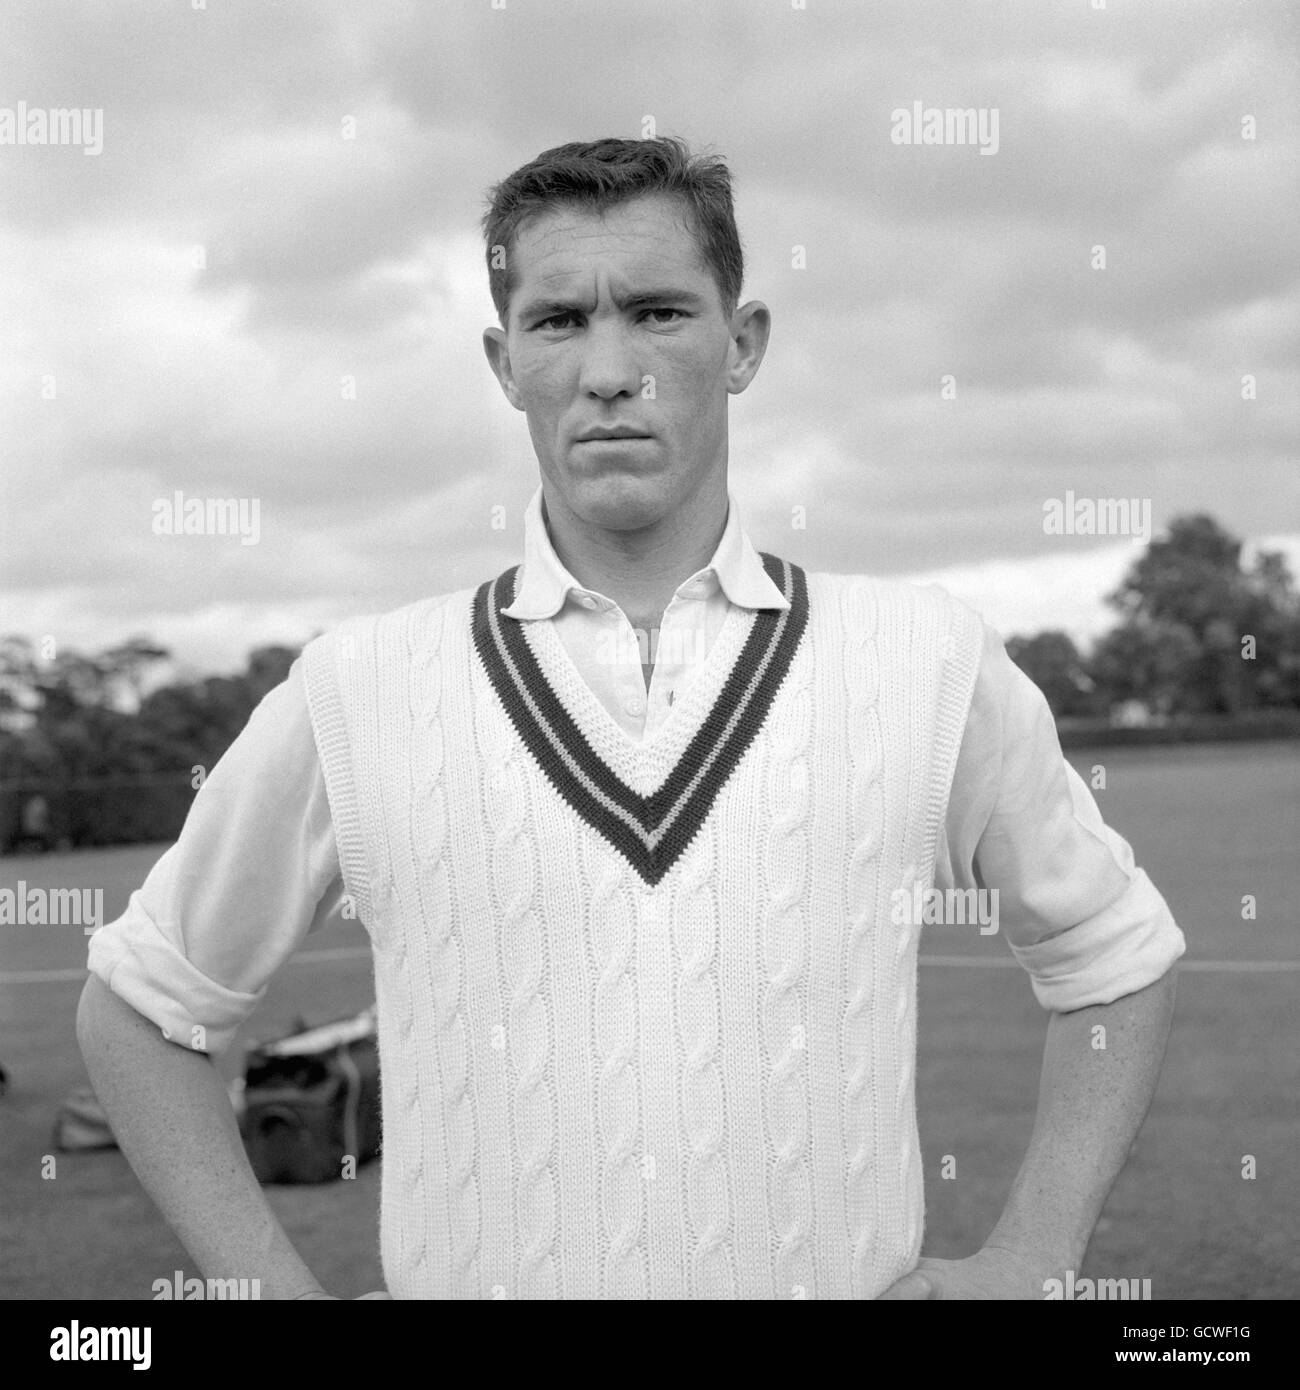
[2,740,1296,1300]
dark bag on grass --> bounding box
[239,1005,380,1184]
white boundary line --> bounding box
[0,946,372,985]
[2,949,1297,985]
[919,956,1300,972]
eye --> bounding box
[643,307,685,325]
[533,311,580,331]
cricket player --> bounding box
[78,137,1183,1300]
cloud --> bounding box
[2,0,1295,670]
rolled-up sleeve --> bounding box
[939,622,1186,1012]
[86,658,344,1054]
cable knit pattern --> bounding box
[302,569,983,1299]
[406,599,478,1296]
[672,817,735,1297]
[838,578,887,1300]
[759,638,814,1299]
[580,829,646,1297]
[485,706,557,1297]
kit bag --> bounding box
[239,1005,380,1184]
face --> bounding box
[483,193,769,532]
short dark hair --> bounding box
[481,136,744,323]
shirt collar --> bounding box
[500,484,791,620]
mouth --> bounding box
[575,429,653,442]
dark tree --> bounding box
[1005,630,1101,719]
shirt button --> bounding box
[624,696,645,717]
[578,595,598,610]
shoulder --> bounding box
[802,567,986,636]
[302,585,478,669]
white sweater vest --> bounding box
[302,556,983,1300]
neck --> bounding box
[541,470,729,632]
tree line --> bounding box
[2,512,1297,850]
[1006,514,1300,722]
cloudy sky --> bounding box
[2,0,1297,676]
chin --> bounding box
[561,462,675,531]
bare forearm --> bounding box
[987,967,1178,1275]
[76,975,323,1299]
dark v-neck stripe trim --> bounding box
[470,552,809,885]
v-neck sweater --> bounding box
[301,554,985,1300]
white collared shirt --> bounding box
[500,486,786,740]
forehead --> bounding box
[509,193,714,297]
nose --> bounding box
[577,317,642,401]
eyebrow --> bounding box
[518,288,707,322]
[517,298,584,323]
[621,288,707,310]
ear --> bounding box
[483,325,525,411]
[725,300,771,395]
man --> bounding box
[78,136,1183,1300]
